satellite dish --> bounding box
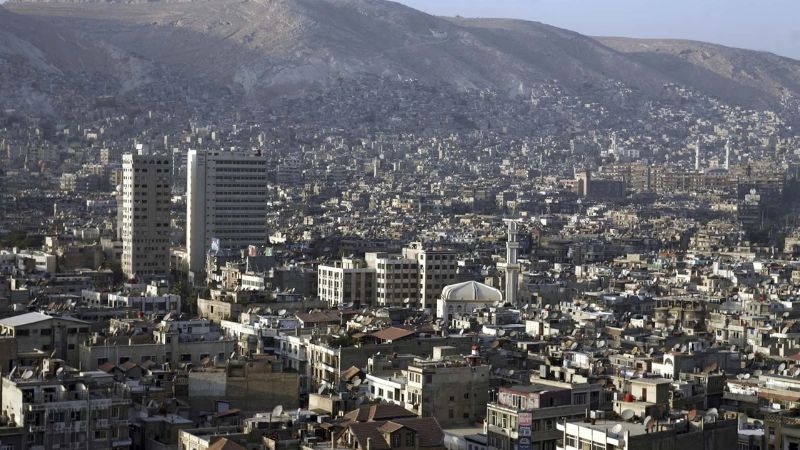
[680,345,688,353]
[643,416,654,432]
[743,373,751,379]
[272,405,283,417]
[278,309,287,317]
[621,409,635,421]
[747,353,756,360]
[688,409,697,421]
[353,378,362,387]
[707,408,719,417]
[318,386,326,395]
[21,370,33,380]
[673,344,681,351]
[570,342,579,350]
[782,327,790,334]
[611,424,623,434]
[779,362,787,372]
[703,415,715,423]
[753,369,762,377]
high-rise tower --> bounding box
[121,154,171,280]
[187,149,270,276]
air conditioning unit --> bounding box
[590,410,605,420]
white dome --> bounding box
[441,281,503,302]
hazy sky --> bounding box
[397,0,800,60]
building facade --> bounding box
[121,154,171,279]
[186,150,270,276]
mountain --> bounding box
[596,37,800,110]
[2,0,800,113]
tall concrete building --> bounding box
[186,150,270,276]
[121,153,171,280]
[365,252,419,307]
[402,242,458,310]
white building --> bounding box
[121,154,171,279]
[186,150,270,275]
[107,290,181,315]
[437,280,503,320]
[317,257,375,307]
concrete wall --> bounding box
[186,365,300,416]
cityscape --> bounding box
[2,0,800,450]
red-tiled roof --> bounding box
[347,417,443,449]
[343,404,417,423]
[207,438,246,450]
[370,327,415,342]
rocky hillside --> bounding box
[2,0,800,113]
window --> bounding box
[180,354,192,362]
[391,435,400,447]
[449,409,454,419]
[40,329,52,336]
[566,435,577,448]
[406,433,414,446]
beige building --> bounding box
[0,312,91,368]
[404,348,490,427]
[366,252,419,307]
[121,153,171,279]
[402,242,458,309]
[1,359,131,450]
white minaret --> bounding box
[499,219,520,306]
[695,138,701,171]
[725,139,730,170]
